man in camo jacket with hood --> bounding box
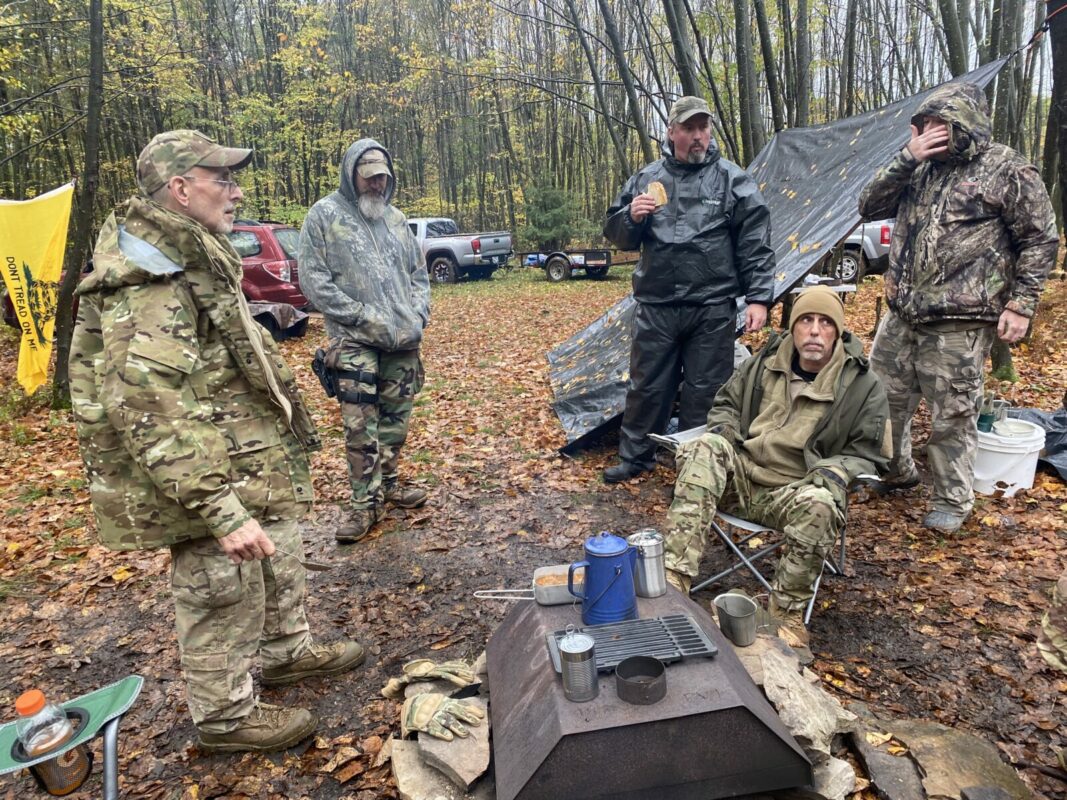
[69,130,364,754]
[300,139,431,543]
[858,82,1056,534]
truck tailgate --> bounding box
[476,232,512,256]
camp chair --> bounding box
[0,675,142,800]
[690,510,849,625]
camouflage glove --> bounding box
[400,693,485,741]
[808,467,849,509]
[381,659,477,699]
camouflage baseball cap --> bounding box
[669,96,712,125]
[136,129,253,195]
[356,148,391,179]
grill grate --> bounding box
[546,614,717,673]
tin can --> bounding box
[628,529,666,598]
[559,628,598,702]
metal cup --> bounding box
[628,529,666,598]
[559,627,598,702]
[713,593,758,647]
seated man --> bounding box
[662,286,891,638]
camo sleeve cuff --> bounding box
[199,487,254,538]
[1005,297,1036,318]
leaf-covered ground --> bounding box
[0,268,1064,799]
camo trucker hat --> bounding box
[356,149,391,179]
[137,130,253,195]
[669,96,712,125]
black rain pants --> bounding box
[618,301,736,468]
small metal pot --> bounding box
[615,656,666,705]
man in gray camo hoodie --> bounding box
[300,139,431,543]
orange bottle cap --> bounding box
[15,689,46,717]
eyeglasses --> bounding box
[181,175,239,190]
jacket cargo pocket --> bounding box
[218,416,284,512]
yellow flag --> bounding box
[0,183,75,394]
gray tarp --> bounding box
[549,58,1010,453]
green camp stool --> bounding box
[0,675,142,799]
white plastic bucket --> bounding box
[973,419,1045,496]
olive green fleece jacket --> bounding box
[706,331,891,486]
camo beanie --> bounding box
[790,285,845,335]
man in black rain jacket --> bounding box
[602,96,775,483]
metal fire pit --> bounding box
[486,588,812,800]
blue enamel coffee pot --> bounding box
[568,531,638,625]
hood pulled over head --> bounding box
[911,82,991,163]
[339,138,396,205]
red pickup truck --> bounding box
[227,220,310,308]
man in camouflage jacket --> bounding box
[299,139,431,543]
[662,287,890,639]
[69,130,364,754]
[859,82,1057,534]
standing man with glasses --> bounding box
[69,130,365,753]
[300,138,431,543]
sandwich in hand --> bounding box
[645,181,668,207]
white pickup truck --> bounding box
[407,217,513,283]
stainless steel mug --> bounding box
[628,529,666,598]
[559,627,598,702]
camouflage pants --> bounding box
[171,519,311,732]
[870,312,994,515]
[328,340,424,510]
[663,433,845,612]
[1038,568,1067,673]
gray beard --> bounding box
[359,193,387,220]
[684,149,706,164]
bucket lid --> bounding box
[992,419,1035,437]
[585,531,629,556]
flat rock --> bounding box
[848,726,924,800]
[960,788,1013,800]
[889,719,1031,800]
[776,756,855,800]
[760,646,857,763]
[392,738,464,800]
[391,738,493,800]
[734,633,800,686]
[417,698,490,790]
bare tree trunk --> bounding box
[939,0,969,75]
[733,0,764,160]
[795,0,811,127]
[563,0,631,179]
[753,0,785,130]
[53,0,103,407]
[840,0,858,117]
[597,0,656,164]
[662,0,701,96]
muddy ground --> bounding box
[0,269,1064,799]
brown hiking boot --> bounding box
[665,569,691,594]
[261,640,366,687]
[383,483,427,508]
[198,701,317,753]
[337,506,378,543]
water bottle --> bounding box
[15,689,92,796]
